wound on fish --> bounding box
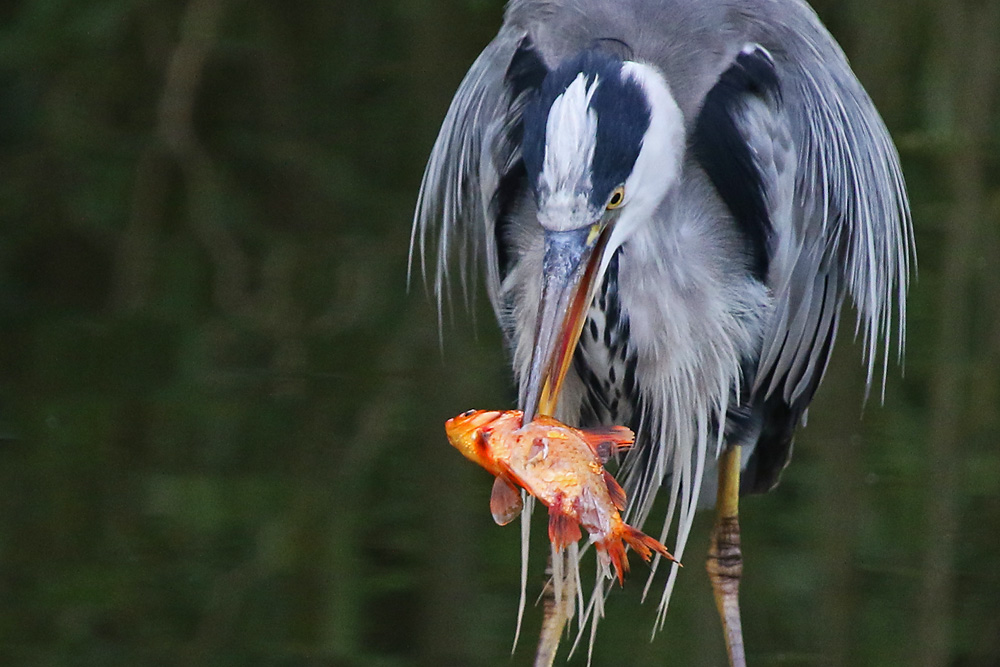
[528,436,547,460]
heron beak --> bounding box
[522,223,612,422]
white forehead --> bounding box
[540,72,600,197]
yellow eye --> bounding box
[606,186,625,210]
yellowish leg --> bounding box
[707,445,746,667]
[533,553,572,667]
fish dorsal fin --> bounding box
[578,425,634,463]
[490,475,524,526]
[602,469,628,512]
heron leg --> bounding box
[533,551,574,667]
[707,445,746,667]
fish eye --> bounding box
[460,409,476,417]
[606,186,625,210]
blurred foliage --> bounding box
[0,0,998,665]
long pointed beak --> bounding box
[521,224,612,422]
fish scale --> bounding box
[444,409,677,585]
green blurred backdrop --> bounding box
[0,0,998,665]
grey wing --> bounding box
[756,35,914,405]
[737,22,913,489]
[410,28,528,320]
[694,20,913,490]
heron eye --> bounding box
[606,186,625,210]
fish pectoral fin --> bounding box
[547,504,582,551]
[495,460,530,490]
[578,425,635,463]
[602,469,628,512]
[490,475,523,526]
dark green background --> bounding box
[1,0,998,665]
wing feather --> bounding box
[753,35,914,406]
[410,30,525,318]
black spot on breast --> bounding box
[571,248,641,427]
[623,355,638,396]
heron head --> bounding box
[518,50,685,420]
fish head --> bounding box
[444,409,507,470]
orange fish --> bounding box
[445,409,677,584]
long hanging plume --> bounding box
[411,0,913,657]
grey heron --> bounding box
[412,0,914,664]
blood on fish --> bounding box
[445,409,678,584]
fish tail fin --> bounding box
[620,523,678,566]
[599,522,679,586]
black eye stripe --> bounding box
[520,50,649,205]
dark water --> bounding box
[1,1,998,665]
